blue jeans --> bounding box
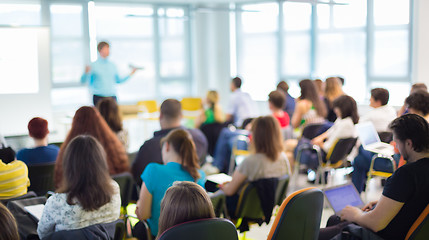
[352,146,400,193]
[212,128,248,173]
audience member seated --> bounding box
[268,90,290,128]
[352,88,399,193]
[16,117,59,166]
[323,77,344,122]
[208,118,253,174]
[54,106,129,188]
[291,79,327,129]
[38,135,121,239]
[0,202,19,240]
[277,81,295,120]
[313,79,325,99]
[398,83,427,116]
[297,95,358,170]
[319,114,429,240]
[195,90,224,128]
[225,77,258,127]
[96,97,129,150]
[134,129,206,237]
[405,90,429,121]
[359,88,397,132]
[157,181,215,237]
[0,147,30,200]
[220,116,291,214]
[132,99,208,185]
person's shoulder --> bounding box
[16,148,29,157]
[144,162,164,173]
[187,127,205,139]
[46,145,60,151]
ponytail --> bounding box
[162,129,201,181]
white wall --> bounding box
[412,0,429,85]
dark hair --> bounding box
[161,129,200,181]
[96,98,123,133]
[337,76,345,85]
[277,81,289,93]
[0,203,19,240]
[405,91,429,116]
[232,77,242,88]
[157,181,215,237]
[371,88,389,106]
[333,95,359,124]
[268,90,285,109]
[299,79,327,117]
[28,117,49,139]
[97,41,109,52]
[55,107,128,187]
[0,147,15,164]
[389,114,429,152]
[160,99,182,121]
[251,116,284,161]
[59,135,114,211]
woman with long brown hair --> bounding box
[38,135,121,239]
[220,116,290,213]
[96,97,129,149]
[134,129,205,237]
[54,106,128,187]
[291,79,327,128]
[157,181,215,238]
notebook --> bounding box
[206,173,232,185]
[323,183,364,215]
[355,122,394,156]
[24,204,45,221]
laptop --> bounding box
[323,183,364,215]
[355,122,394,156]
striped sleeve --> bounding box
[0,160,29,199]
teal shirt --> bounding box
[81,57,130,97]
[141,162,206,236]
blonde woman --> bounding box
[196,90,224,128]
[324,77,344,122]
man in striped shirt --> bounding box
[0,147,30,200]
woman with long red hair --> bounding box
[54,106,129,187]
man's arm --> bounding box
[341,195,404,232]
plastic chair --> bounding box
[210,191,228,218]
[267,187,324,240]
[274,174,290,206]
[27,162,55,196]
[181,97,202,128]
[365,153,396,197]
[137,100,159,119]
[314,138,357,185]
[200,122,225,157]
[301,123,325,139]
[406,204,429,240]
[157,218,238,240]
[228,134,250,175]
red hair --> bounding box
[54,106,129,188]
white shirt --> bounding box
[359,105,397,132]
[323,117,356,153]
[227,89,258,127]
[37,180,121,239]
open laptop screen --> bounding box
[324,184,364,214]
[356,122,380,147]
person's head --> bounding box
[57,106,127,185]
[160,99,182,128]
[324,77,343,101]
[268,90,285,111]
[389,114,429,161]
[411,83,427,94]
[299,79,327,117]
[405,91,429,117]
[277,81,289,93]
[251,116,284,161]
[370,88,389,107]
[0,146,16,164]
[60,135,114,211]
[97,41,110,58]
[28,117,49,140]
[96,98,123,133]
[337,76,345,86]
[157,181,215,236]
[0,203,19,240]
[332,95,359,124]
[231,77,242,91]
[206,90,219,108]
[160,129,200,181]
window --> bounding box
[0,2,41,26]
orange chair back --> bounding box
[405,204,429,240]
